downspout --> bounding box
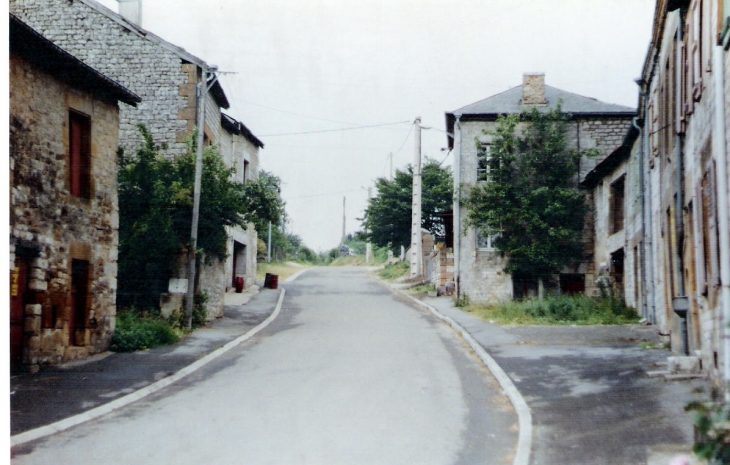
[637,77,657,325]
[712,44,730,397]
[453,116,462,300]
[674,15,690,356]
[632,115,649,321]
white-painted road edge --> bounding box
[397,290,533,465]
[11,288,287,448]
[284,267,310,283]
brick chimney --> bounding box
[118,0,142,26]
[521,72,547,105]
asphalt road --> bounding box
[12,268,517,465]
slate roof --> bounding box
[445,84,635,147]
[10,14,141,107]
[73,0,229,109]
[221,113,264,149]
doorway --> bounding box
[232,241,246,288]
[10,257,29,367]
[70,259,90,346]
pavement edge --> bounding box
[395,288,533,465]
[11,288,287,448]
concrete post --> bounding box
[410,118,422,279]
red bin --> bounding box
[235,276,244,293]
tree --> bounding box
[462,106,593,290]
[117,126,282,308]
[362,158,452,250]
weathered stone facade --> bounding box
[10,15,139,370]
[10,0,227,159]
[10,0,267,322]
[446,78,635,303]
[585,0,730,384]
[634,2,730,378]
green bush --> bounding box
[686,396,730,464]
[110,310,179,352]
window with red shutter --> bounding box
[69,111,91,199]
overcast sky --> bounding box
[98,0,656,252]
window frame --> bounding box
[68,110,92,199]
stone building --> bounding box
[581,126,643,312]
[193,114,265,317]
[11,0,266,319]
[445,73,636,303]
[9,14,140,371]
[618,0,730,381]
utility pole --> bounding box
[267,221,272,263]
[389,152,393,180]
[410,117,422,279]
[366,187,372,264]
[185,65,218,329]
[341,196,346,245]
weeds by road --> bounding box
[377,261,409,280]
[462,294,640,326]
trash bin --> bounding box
[268,274,279,290]
[264,273,271,288]
[235,276,244,293]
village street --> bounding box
[11,268,518,465]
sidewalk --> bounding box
[419,294,710,465]
[10,285,281,437]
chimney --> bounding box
[521,72,547,105]
[118,0,142,26]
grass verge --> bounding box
[463,294,640,325]
[256,261,310,281]
[377,261,409,281]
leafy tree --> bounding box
[462,106,592,287]
[362,158,452,250]
[118,126,282,308]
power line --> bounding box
[259,120,411,137]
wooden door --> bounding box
[10,257,28,366]
[70,259,89,346]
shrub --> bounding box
[110,310,179,352]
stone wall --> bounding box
[10,50,121,368]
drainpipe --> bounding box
[673,16,690,356]
[632,116,649,321]
[636,78,657,325]
[453,116,462,299]
[712,44,730,397]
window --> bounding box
[243,159,250,182]
[477,226,500,251]
[477,144,493,182]
[609,175,625,234]
[69,111,91,199]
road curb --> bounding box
[395,289,532,465]
[11,288,287,448]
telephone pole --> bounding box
[410,118,422,279]
[185,65,218,329]
[341,196,346,245]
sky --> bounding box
[97,0,657,252]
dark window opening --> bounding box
[560,274,585,295]
[609,176,625,234]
